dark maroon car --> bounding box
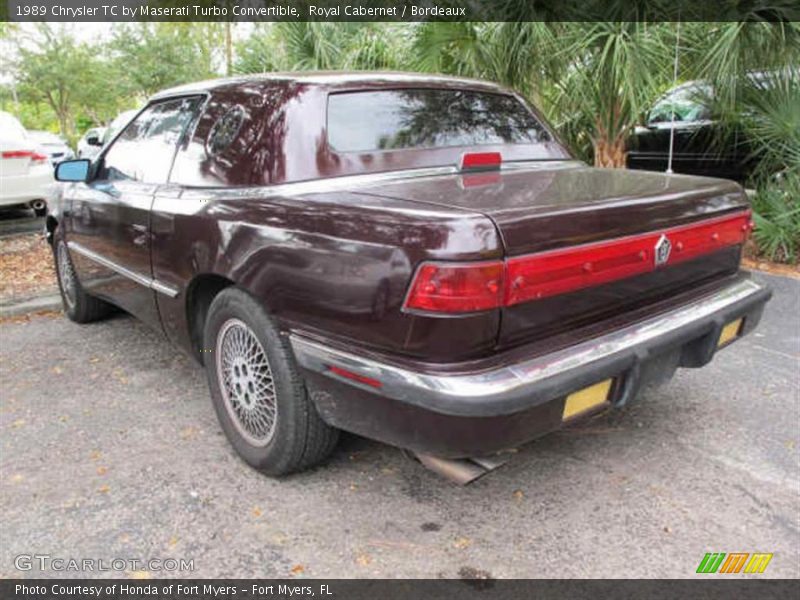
[49,73,771,479]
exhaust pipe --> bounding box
[30,200,46,212]
[414,452,513,485]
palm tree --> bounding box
[234,22,409,75]
[409,22,672,167]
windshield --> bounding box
[327,89,550,153]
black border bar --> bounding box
[4,0,800,22]
[3,579,800,600]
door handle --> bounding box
[131,223,149,246]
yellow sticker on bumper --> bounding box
[563,379,613,421]
[718,318,743,348]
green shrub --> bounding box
[751,172,800,264]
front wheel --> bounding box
[53,237,112,323]
[203,288,339,475]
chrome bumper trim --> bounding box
[67,240,180,298]
[290,278,768,417]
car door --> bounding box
[67,97,203,330]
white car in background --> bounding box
[28,130,75,166]
[0,111,54,216]
[77,127,106,159]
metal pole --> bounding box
[666,20,681,175]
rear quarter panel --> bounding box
[151,188,503,360]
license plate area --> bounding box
[562,378,613,421]
[717,317,744,348]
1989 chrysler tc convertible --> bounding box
[49,73,772,477]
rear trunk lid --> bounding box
[357,162,750,348]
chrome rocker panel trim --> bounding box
[67,240,180,298]
[290,278,769,418]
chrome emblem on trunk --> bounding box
[654,234,672,267]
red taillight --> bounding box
[403,260,504,313]
[404,211,751,314]
[2,150,33,159]
[459,152,502,172]
[1,150,48,163]
[505,211,752,306]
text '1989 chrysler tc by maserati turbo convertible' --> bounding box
[48,73,772,481]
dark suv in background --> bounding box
[627,80,756,182]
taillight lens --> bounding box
[404,261,504,313]
[505,210,752,306]
[1,150,49,163]
[459,152,502,172]
[404,211,751,314]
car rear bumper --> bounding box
[291,277,771,457]
[0,171,55,207]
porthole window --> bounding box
[207,106,245,156]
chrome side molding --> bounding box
[66,240,180,298]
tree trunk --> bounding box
[593,138,627,168]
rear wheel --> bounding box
[203,288,339,475]
[53,236,112,323]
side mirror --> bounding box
[86,134,102,146]
[55,159,91,182]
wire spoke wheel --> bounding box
[215,318,278,447]
[57,242,77,310]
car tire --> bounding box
[203,287,339,475]
[53,234,112,323]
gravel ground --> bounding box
[0,272,797,579]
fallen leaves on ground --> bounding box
[741,256,799,279]
[179,426,199,440]
[452,537,472,550]
[289,564,305,576]
[355,553,373,566]
[0,310,60,325]
[0,234,57,301]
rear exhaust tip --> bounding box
[30,200,47,212]
[414,452,513,485]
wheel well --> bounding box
[186,274,234,362]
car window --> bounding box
[327,89,550,153]
[648,84,713,124]
[102,98,203,184]
[102,110,138,146]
